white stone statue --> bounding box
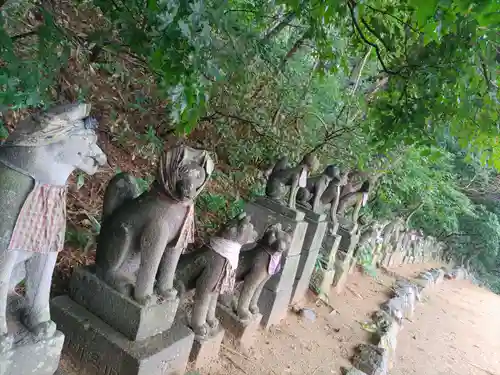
[0,103,107,351]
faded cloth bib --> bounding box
[169,203,195,252]
[210,238,241,294]
[8,182,67,253]
[267,251,282,275]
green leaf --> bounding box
[76,174,85,190]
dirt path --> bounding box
[212,264,437,375]
[393,279,500,375]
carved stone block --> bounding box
[371,243,384,266]
[379,245,393,268]
[333,231,360,294]
[337,225,357,251]
[188,327,224,370]
[290,208,328,303]
[216,305,262,352]
[309,268,335,297]
[257,287,291,329]
[0,296,64,375]
[321,233,342,271]
[252,197,305,222]
[264,253,301,292]
[69,267,179,341]
[244,198,307,257]
[51,296,193,375]
[291,248,320,304]
[244,198,307,326]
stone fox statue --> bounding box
[174,214,258,339]
[265,154,318,209]
[232,223,291,321]
[296,165,340,213]
[337,180,370,221]
[0,103,107,351]
[95,146,213,305]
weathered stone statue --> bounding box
[95,145,213,305]
[265,154,318,209]
[0,104,106,355]
[320,168,349,222]
[234,223,291,321]
[337,180,370,231]
[339,169,369,199]
[296,165,339,213]
[174,213,258,339]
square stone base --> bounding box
[51,296,193,375]
[70,267,179,341]
[189,327,224,370]
[257,287,291,329]
[216,304,262,352]
[291,248,319,304]
[348,255,359,274]
[253,197,305,221]
[333,261,349,294]
[0,295,64,375]
[309,268,335,297]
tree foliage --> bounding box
[1,0,500,290]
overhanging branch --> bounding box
[348,1,400,76]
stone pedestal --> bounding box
[256,286,291,330]
[389,251,403,267]
[0,295,64,375]
[333,225,360,294]
[371,243,384,266]
[379,245,393,268]
[245,197,308,328]
[189,327,224,370]
[69,267,179,341]
[310,223,341,296]
[348,254,359,274]
[216,304,262,352]
[291,208,328,304]
[51,267,194,375]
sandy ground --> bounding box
[393,279,500,375]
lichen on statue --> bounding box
[95,145,214,305]
[0,103,107,352]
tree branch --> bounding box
[348,1,400,76]
[10,30,38,41]
[360,17,391,52]
[364,5,418,33]
[263,11,296,41]
[212,110,280,144]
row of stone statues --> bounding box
[0,103,446,375]
[265,155,371,233]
